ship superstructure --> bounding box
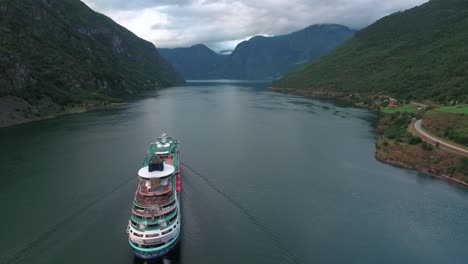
[127,134,181,259]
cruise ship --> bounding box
[127,134,181,259]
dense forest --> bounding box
[274,0,468,103]
[0,0,184,106]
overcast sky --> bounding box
[81,0,428,52]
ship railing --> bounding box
[139,183,172,196]
[135,191,174,207]
[131,209,177,225]
[132,203,177,217]
[130,211,178,231]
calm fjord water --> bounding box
[1,82,467,264]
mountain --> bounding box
[0,0,184,123]
[158,44,228,80]
[274,0,468,103]
[159,24,355,80]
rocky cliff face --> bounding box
[0,0,184,126]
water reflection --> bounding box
[0,82,467,264]
[132,244,181,264]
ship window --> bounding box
[168,214,177,224]
[146,233,160,238]
[162,200,176,209]
[146,242,164,248]
[162,209,177,219]
[134,205,144,210]
[161,228,173,235]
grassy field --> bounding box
[381,104,417,114]
[435,105,468,114]
[423,110,468,147]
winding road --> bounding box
[413,120,468,156]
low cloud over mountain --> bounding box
[82,0,428,52]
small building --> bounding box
[388,98,399,107]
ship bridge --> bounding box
[138,164,174,179]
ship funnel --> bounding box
[148,156,164,172]
[161,133,167,143]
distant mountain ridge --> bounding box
[159,44,227,80]
[0,0,184,126]
[159,24,356,80]
[274,0,468,103]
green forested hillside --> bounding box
[0,0,184,106]
[274,0,468,103]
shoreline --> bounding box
[271,87,468,188]
[0,83,185,129]
[270,87,347,99]
[375,155,468,188]
[0,100,127,128]
[42,102,128,120]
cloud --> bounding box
[81,0,429,52]
[82,0,192,11]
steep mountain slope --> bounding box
[274,0,468,103]
[159,24,355,80]
[159,44,228,80]
[0,0,184,111]
[227,24,355,79]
